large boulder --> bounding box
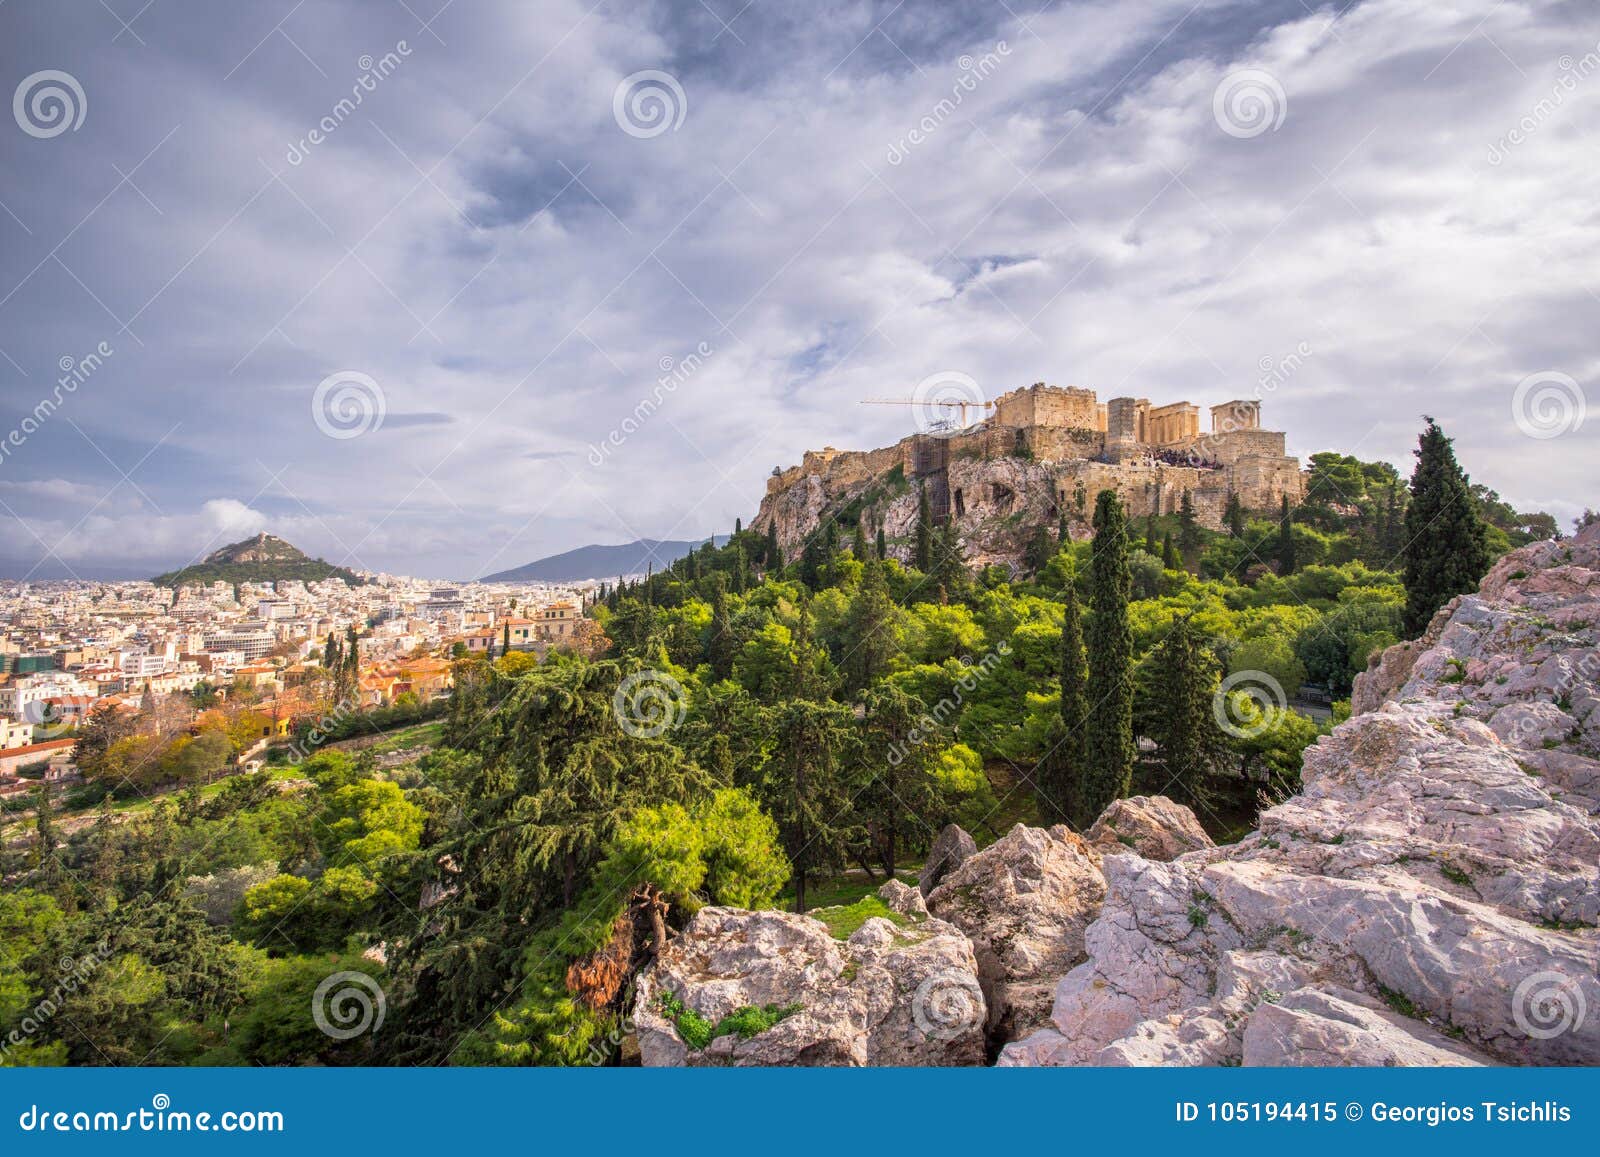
[634,882,985,1067]
[919,824,977,896]
[926,823,1107,1043]
[1086,795,1213,862]
[1005,525,1600,1068]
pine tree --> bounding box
[1402,419,1492,636]
[1037,580,1087,825]
[1162,532,1179,570]
[857,685,946,876]
[914,483,933,572]
[1276,494,1297,576]
[759,700,859,913]
[1083,490,1134,825]
[1224,491,1245,537]
[843,559,898,691]
[1144,616,1222,810]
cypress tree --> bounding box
[1178,489,1200,553]
[1026,524,1054,574]
[933,522,967,596]
[1144,513,1159,557]
[1402,419,1491,636]
[734,517,742,535]
[1083,490,1134,824]
[1145,616,1222,810]
[708,582,737,681]
[1224,491,1245,537]
[852,519,869,561]
[1038,580,1087,825]
[1162,532,1179,570]
[876,526,887,560]
[1057,507,1071,547]
[765,521,780,568]
[1276,494,1297,576]
[914,483,933,572]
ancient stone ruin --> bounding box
[754,382,1304,570]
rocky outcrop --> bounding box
[926,824,1108,1043]
[1005,525,1600,1068]
[634,883,985,1067]
[1087,795,1214,861]
[919,823,977,896]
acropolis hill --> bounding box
[753,382,1305,570]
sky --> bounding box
[0,0,1594,581]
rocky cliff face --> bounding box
[755,455,1071,572]
[635,525,1599,1066]
[1003,523,1600,1067]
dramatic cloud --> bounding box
[0,0,1593,579]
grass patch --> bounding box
[1439,861,1472,887]
[1378,984,1422,1020]
[654,990,801,1051]
[810,895,909,940]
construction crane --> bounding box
[860,397,995,431]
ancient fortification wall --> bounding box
[755,382,1306,564]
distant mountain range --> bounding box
[481,537,726,584]
[152,534,365,588]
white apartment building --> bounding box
[1,716,35,749]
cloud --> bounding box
[0,0,1593,578]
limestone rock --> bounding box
[927,824,1106,984]
[1242,988,1491,1067]
[919,824,977,896]
[1087,795,1213,862]
[634,883,985,1067]
[1006,525,1600,1069]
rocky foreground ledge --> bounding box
[637,525,1600,1066]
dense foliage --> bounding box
[2,421,1558,1067]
